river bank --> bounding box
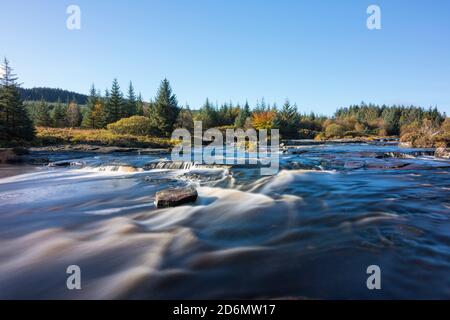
[2,137,449,166]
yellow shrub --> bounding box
[107,116,156,136]
[325,123,345,138]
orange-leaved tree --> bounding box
[251,111,276,130]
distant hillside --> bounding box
[19,87,88,105]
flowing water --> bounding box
[0,143,449,299]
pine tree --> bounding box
[274,100,300,138]
[124,81,137,118]
[34,100,51,127]
[136,93,144,116]
[218,103,229,126]
[235,101,251,128]
[104,79,124,124]
[151,78,179,137]
[217,102,236,126]
[254,98,267,113]
[66,101,81,128]
[104,88,110,101]
[197,98,218,129]
[0,58,35,141]
[81,84,99,128]
[382,107,401,135]
[144,100,154,118]
[52,99,66,128]
[0,93,4,141]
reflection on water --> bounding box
[0,144,449,299]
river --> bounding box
[0,143,449,299]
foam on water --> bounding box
[0,144,450,299]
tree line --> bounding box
[26,77,180,138]
[19,87,88,105]
[1,58,448,146]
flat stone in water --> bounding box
[155,187,198,208]
[48,161,72,167]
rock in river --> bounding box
[155,187,198,208]
[48,161,72,167]
[435,148,450,159]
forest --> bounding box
[1,58,449,148]
[19,87,88,105]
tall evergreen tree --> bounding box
[0,58,35,141]
[136,93,144,116]
[52,99,66,128]
[254,98,268,113]
[235,101,251,128]
[382,107,401,135]
[217,102,236,126]
[104,79,124,124]
[275,100,301,138]
[197,98,218,129]
[104,88,110,101]
[34,100,52,127]
[124,81,137,118]
[81,84,99,128]
[144,99,155,118]
[151,78,179,136]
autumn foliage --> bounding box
[251,111,276,130]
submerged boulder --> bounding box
[155,187,198,208]
[435,148,450,159]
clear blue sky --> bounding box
[1,0,449,115]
